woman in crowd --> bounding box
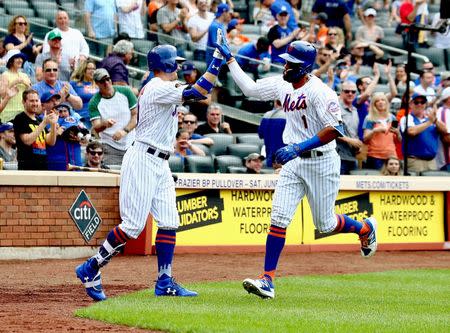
[70,59,99,129]
[325,27,345,55]
[4,16,41,79]
[363,92,402,169]
[288,0,302,22]
[0,50,31,123]
[380,156,403,175]
[355,8,384,43]
[394,64,409,96]
[173,128,206,160]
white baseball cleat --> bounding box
[360,217,377,258]
[243,277,275,299]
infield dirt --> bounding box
[0,251,449,333]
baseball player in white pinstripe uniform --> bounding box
[215,40,378,299]
[76,42,225,301]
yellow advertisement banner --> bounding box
[152,189,302,246]
[303,191,445,244]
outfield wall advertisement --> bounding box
[152,188,303,246]
[303,191,445,245]
[152,187,445,247]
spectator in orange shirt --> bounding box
[227,18,250,50]
[315,12,329,46]
[362,92,402,169]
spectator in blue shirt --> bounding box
[264,0,298,31]
[206,3,231,66]
[236,37,271,79]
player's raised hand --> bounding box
[275,144,301,165]
[214,29,232,61]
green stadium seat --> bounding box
[228,166,247,173]
[7,7,35,18]
[235,133,264,148]
[184,155,215,173]
[420,171,450,177]
[192,143,210,155]
[227,143,260,159]
[168,155,185,173]
[204,133,234,156]
[214,155,243,173]
[349,169,382,176]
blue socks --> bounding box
[155,229,176,280]
[263,225,287,281]
[335,214,370,236]
[93,226,130,269]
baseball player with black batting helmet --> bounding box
[75,37,226,301]
[214,40,378,299]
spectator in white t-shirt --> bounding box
[42,10,89,65]
[413,70,437,104]
[187,0,214,61]
[431,13,450,49]
[116,0,146,39]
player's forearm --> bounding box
[183,57,222,101]
[227,59,261,99]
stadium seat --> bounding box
[420,171,450,177]
[349,169,381,176]
[236,133,264,148]
[192,143,210,155]
[228,166,247,174]
[132,39,155,54]
[3,162,18,170]
[416,48,447,71]
[168,155,184,173]
[227,143,260,159]
[214,155,243,173]
[374,84,390,94]
[108,165,121,171]
[4,0,30,13]
[28,17,51,39]
[381,36,404,50]
[184,155,215,173]
[35,8,58,24]
[7,7,35,18]
[205,133,234,156]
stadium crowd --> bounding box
[0,0,448,175]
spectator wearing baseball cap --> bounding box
[0,122,16,162]
[35,29,73,82]
[206,3,231,65]
[436,87,450,171]
[244,153,265,174]
[315,12,329,45]
[227,18,250,50]
[236,37,271,79]
[355,8,384,43]
[264,0,297,31]
[399,92,444,173]
[0,49,31,123]
[267,5,299,64]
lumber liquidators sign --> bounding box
[153,189,302,246]
[303,191,444,244]
[69,190,102,243]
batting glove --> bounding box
[214,36,233,61]
[275,144,302,165]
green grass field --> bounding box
[75,269,450,333]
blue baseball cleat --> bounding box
[243,277,275,299]
[154,277,198,297]
[360,217,378,258]
[76,258,107,301]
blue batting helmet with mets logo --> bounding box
[147,45,185,73]
[279,41,317,81]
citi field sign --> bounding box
[69,190,102,243]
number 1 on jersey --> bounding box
[301,115,308,129]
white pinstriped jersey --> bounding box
[135,77,185,152]
[255,74,342,152]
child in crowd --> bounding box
[380,156,403,176]
[55,103,91,142]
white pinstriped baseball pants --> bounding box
[271,150,340,233]
[119,141,179,239]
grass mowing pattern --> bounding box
[75,269,450,333]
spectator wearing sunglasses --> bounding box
[181,112,214,146]
[336,81,362,174]
[32,59,83,111]
[4,15,41,64]
[85,140,109,169]
[399,93,446,173]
